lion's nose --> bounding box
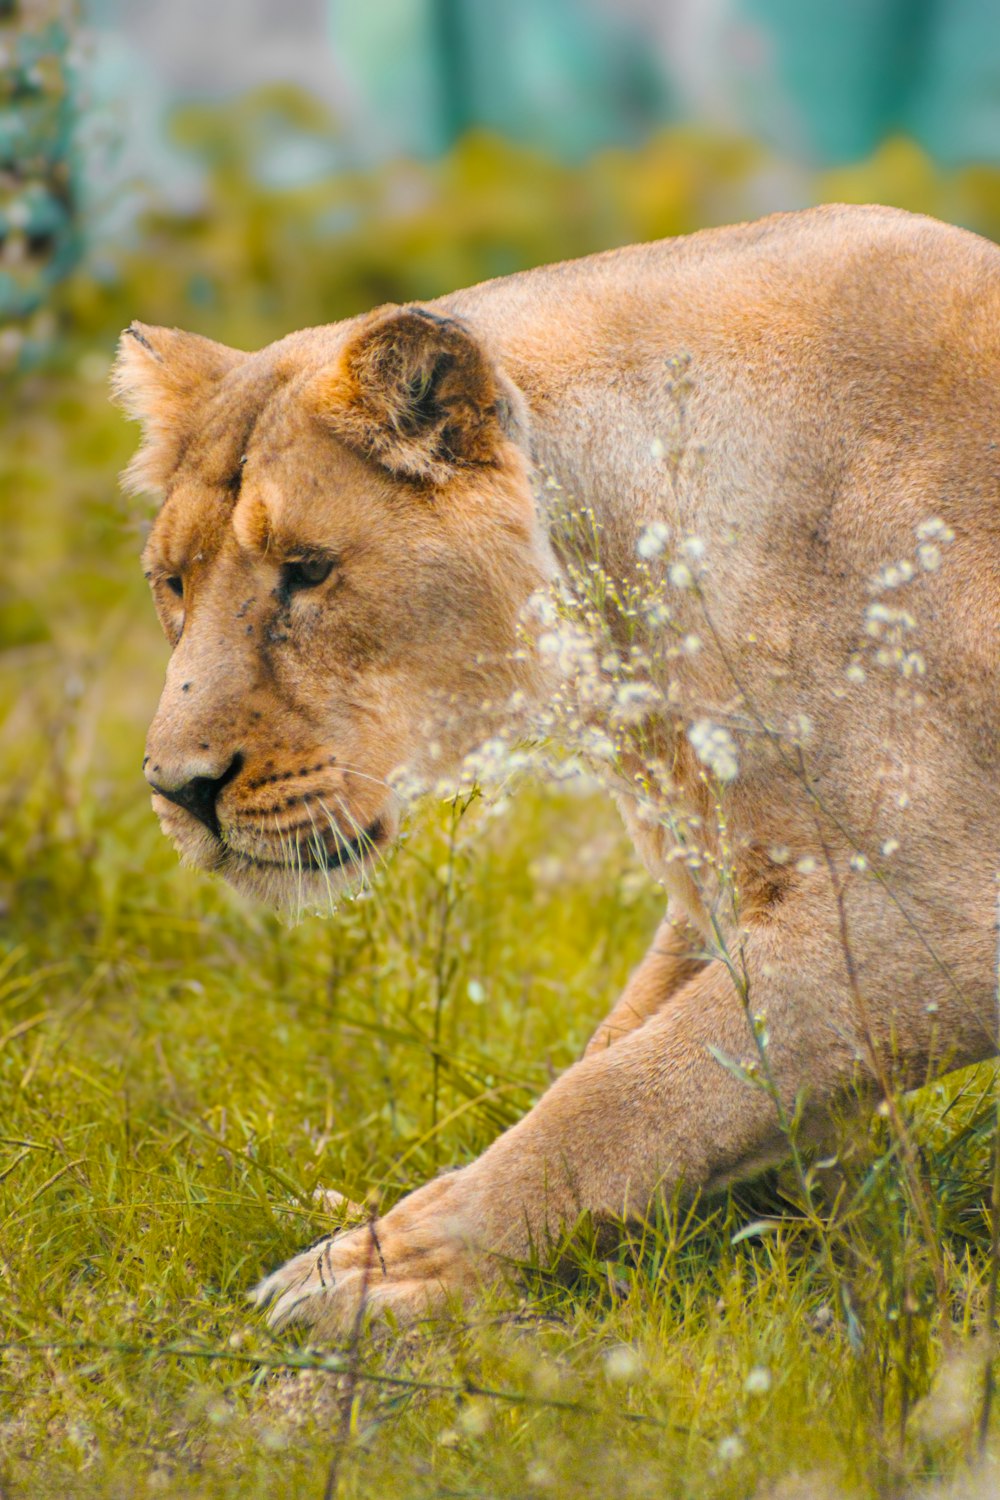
[144,753,243,837]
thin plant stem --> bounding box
[978,895,1000,1455]
[323,1204,381,1500]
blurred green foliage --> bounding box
[46,86,1000,363]
[0,0,82,354]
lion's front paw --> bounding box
[251,1172,482,1336]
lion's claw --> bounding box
[251,1174,482,1336]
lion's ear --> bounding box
[111,323,244,495]
[310,306,518,485]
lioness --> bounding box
[114,204,1000,1336]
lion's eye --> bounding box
[283,555,334,591]
[166,575,184,599]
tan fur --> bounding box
[114,204,1000,1334]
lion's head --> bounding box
[113,307,555,910]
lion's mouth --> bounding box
[233,817,385,873]
[153,795,387,880]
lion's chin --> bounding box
[210,851,369,915]
[154,804,393,915]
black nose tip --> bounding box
[149,754,243,837]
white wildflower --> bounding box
[917,541,941,571]
[864,601,892,635]
[864,602,916,639]
[460,737,513,786]
[649,436,667,460]
[526,590,558,626]
[637,520,669,559]
[716,1435,745,1464]
[669,561,693,590]
[582,727,617,761]
[873,559,915,591]
[796,855,818,874]
[915,516,954,543]
[387,763,427,804]
[614,681,661,723]
[603,1344,644,1383]
[688,719,739,782]
[743,1366,771,1396]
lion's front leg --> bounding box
[254,917,875,1337]
[583,916,706,1056]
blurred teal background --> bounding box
[3,0,1000,358]
[81,0,1000,169]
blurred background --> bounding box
[5,0,1000,367]
[3,0,1000,907]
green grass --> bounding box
[3,365,1000,1499]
